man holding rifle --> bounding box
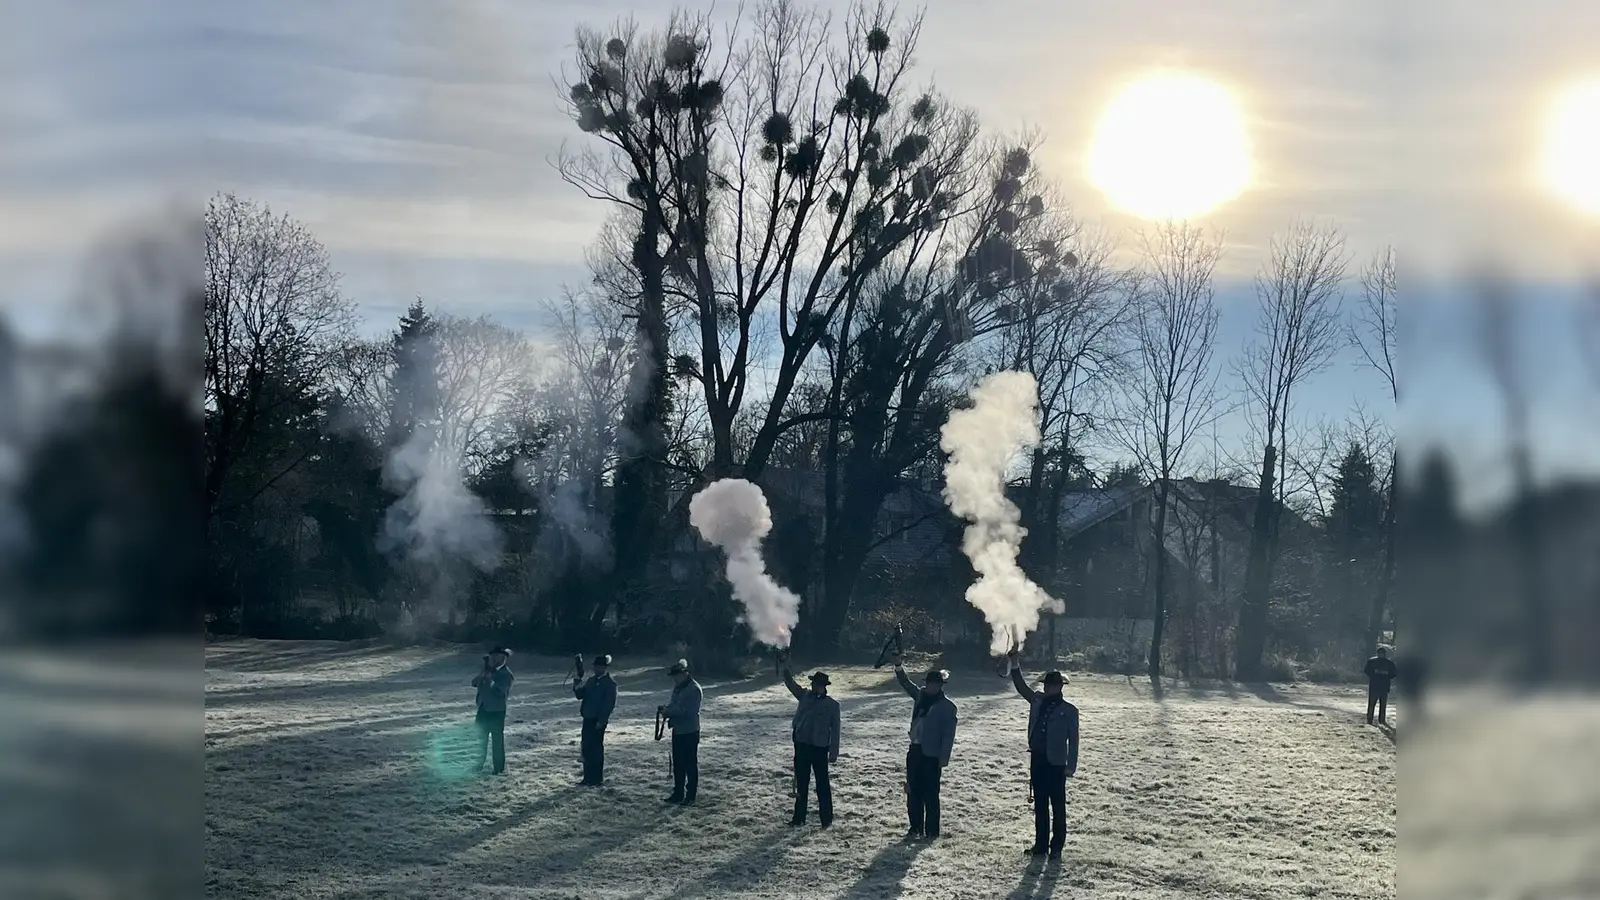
[892,650,957,841]
[658,658,703,805]
[1007,648,1079,861]
[780,654,841,828]
[470,646,515,775]
[572,653,618,786]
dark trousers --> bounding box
[1030,752,1068,852]
[671,731,700,799]
[475,709,506,773]
[905,746,943,836]
[580,718,607,784]
[792,741,833,824]
[1367,685,1391,724]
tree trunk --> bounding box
[810,457,894,655]
[1366,449,1398,654]
[608,218,672,626]
[1149,481,1171,681]
[1235,444,1279,681]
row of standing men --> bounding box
[472,646,1082,857]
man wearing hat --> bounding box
[781,660,842,827]
[892,652,958,840]
[470,646,515,775]
[573,653,619,786]
[1362,645,1399,726]
[658,659,703,804]
[1007,649,1079,860]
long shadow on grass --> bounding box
[837,839,927,899]
[646,825,804,899]
[1005,859,1062,900]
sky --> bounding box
[2,0,1597,510]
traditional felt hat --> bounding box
[594,654,613,666]
[488,646,512,656]
[1039,670,1067,686]
[809,671,831,686]
[667,658,690,675]
[924,668,949,684]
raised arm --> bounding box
[781,666,804,700]
[1010,665,1038,702]
[893,664,920,699]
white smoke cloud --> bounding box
[688,478,800,648]
[379,425,502,617]
[940,370,1063,656]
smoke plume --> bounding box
[688,478,799,648]
[940,370,1063,655]
[379,425,502,619]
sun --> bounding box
[1538,76,1600,219]
[1086,72,1253,220]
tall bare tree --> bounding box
[1234,222,1348,681]
[1114,222,1222,682]
[1349,246,1398,654]
[999,226,1138,583]
[561,1,983,480]
[203,193,354,535]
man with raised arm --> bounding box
[470,646,515,775]
[781,661,841,828]
[1007,648,1079,861]
[572,653,618,786]
[892,651,957,841]
[657,658,703,805]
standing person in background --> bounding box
[892,653,957,841]
[780,662,841,828]
[658,659,702,805]
[573,654,618,786]
[470,646,515,775]
[1364,646,1399,725]
[1007,649,1079,861]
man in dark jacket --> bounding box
[470,646,515,775]
[781,663,842,827]
[1008,650,1079,860]
[892,653,957,840]
[658,658,703,805]
[573,653,618,786]
[1363,646,1399,725]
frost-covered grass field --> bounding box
[205,640,1397,900]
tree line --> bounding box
[198,1,1402,681]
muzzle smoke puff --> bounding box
[940,371,1063,656]
[688,478,800,647]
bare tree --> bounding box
[561,2,982,480]
[203,193,354,534]
[433,314,540,476]
[1233,222,1348,681]
[1348,245,1398,654]
[1351,246,1397,404]
[1114,222,1222,682]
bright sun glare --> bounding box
[1087,72,1252,220]
[1539,76,1600,219]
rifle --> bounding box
[565,653,585,688]
[775,646,790,678]
[872,625,904,669]
[654,706,673,779]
